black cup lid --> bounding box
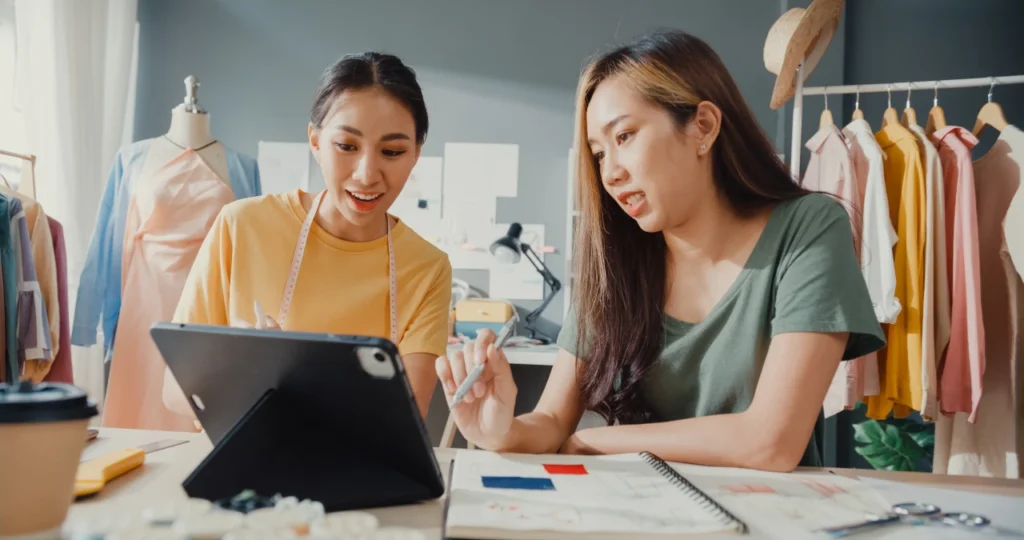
[0,380,98,424]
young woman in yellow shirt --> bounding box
[162,53,452,425]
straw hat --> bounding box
[763,0,844,110]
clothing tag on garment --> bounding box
[543,464,588,475]
[481,476,556,490]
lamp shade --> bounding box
[490,223,523,264]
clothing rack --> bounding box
[0,148,37,198]
[788,66,1024,178]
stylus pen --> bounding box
[254,300,267,328]
[449,316,517,410]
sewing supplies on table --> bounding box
[63,490,425,539]
[820,501,1021,537]
[75,439,188,499]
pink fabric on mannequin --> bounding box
[101,150,234,432]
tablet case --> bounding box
[150,323,445,511]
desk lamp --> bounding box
[489,223,561,343]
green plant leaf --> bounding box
[884,424,903,447]
[909,430,935,449]
[899,432,926,463]
[856,446,902,470]
[855,442,888,458]
[899,421,929,433]
[853,420,886,445]
[852,419,931,472]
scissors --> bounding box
[821,502,1019,538]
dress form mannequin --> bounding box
[139,75,230,183]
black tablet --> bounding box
[150,322,445,511]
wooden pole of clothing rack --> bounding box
[0,149,35,163]
[790,73,1024,176]
[798,75,1024,96]
[0,148,37,199]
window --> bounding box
[0,0,28,191]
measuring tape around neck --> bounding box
[276,190,397,343]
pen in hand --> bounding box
[254,300,267,328]
[449,315,517,410]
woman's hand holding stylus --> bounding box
[435,329,518,450]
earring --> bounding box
[700,143,707,152]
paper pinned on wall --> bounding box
[445,142,519,198]
[446,245,493,270]
[257,141,310,194]
[488,223,545,300]
[392,156,443,241]
[442,143,500,266]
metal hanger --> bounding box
[926,82,947,135]
[851,86,864,121]
[901,84,918,127]
[881,84,899,127]
[819,86,834,129]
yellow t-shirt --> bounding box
[866,124,926,419]
[174,190,452,358]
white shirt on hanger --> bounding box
[1005,125,1024,280]
[842,119,901,327]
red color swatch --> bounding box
[543,464,588,475]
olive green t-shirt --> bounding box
[558,193,886,467]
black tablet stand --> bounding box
[181,388,438,511]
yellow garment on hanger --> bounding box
[866,123,927,420]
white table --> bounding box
[70,429,453,538]
[69,429,1024,540]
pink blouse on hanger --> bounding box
[934,125,1024,478]
[101,150,235,432]
[930,126,985,421]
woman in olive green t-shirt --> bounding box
[436,30,885,472]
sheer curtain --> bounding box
[15,0,138,406]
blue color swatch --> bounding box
[481,476,556,490]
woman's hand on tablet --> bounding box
[230,316,280,330]
[435,330,517,449]
[230,301,281,329]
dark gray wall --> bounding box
[826,0,1024,470]
[841,0,1024,158]
[134,0,829,326]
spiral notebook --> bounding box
[442,450,747,539]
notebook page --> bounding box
[446,450,733,537]
[671,462,893,540]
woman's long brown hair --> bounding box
[572,30,810,425]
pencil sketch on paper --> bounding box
[708,476,889,533]
[484,500,581,526]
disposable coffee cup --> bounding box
[0,380,98,538]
